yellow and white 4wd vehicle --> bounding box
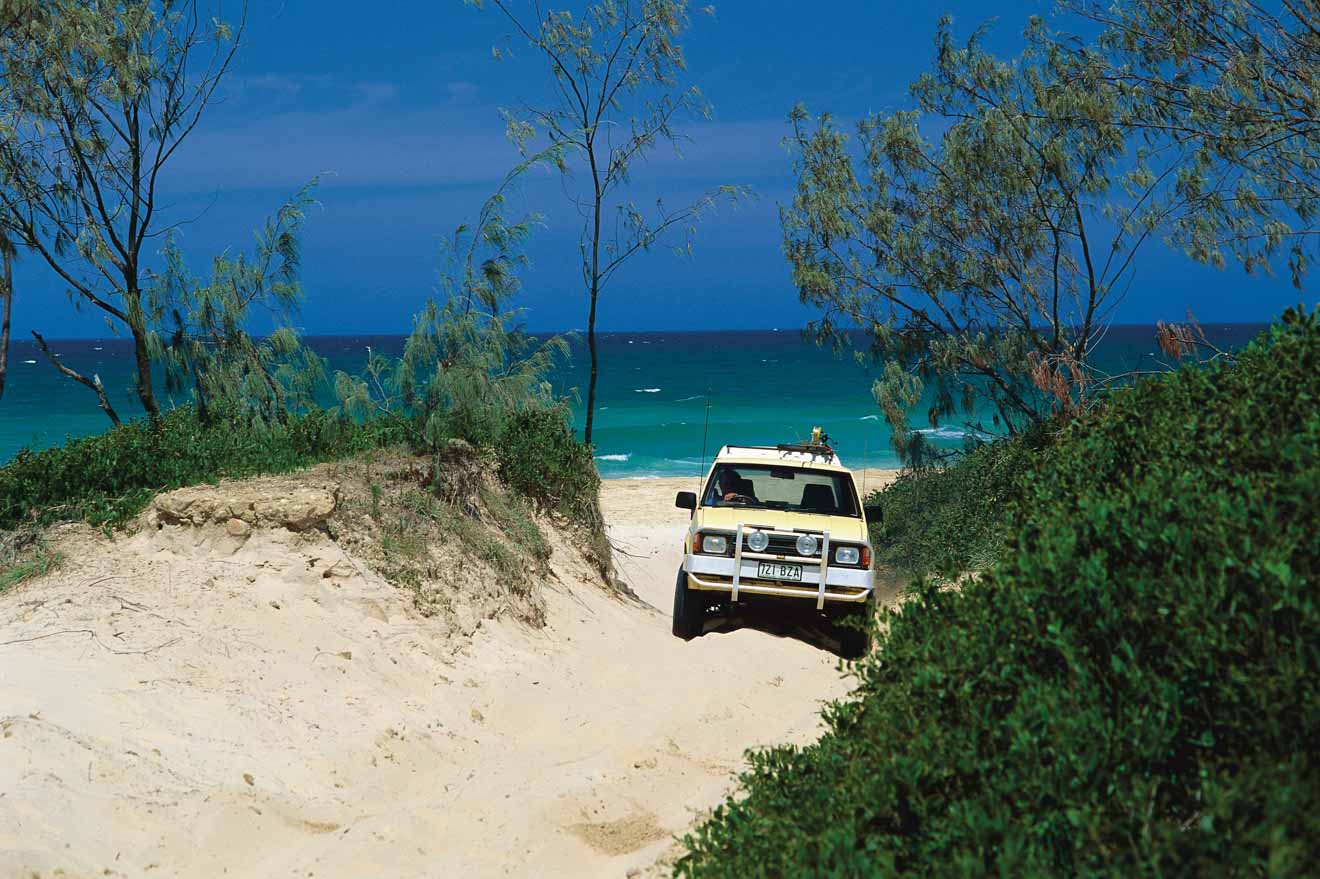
[673,432,875,658]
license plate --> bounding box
[757,561,802,582]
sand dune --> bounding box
[0,472,892,877]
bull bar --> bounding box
[682,522,873,610]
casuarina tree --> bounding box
[1058,0,1319,287]
[0,0,243,421]
[467,0,740,445]
[783,19,1186,462]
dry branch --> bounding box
[31,331,120,425]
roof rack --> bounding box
[717,443,840,464]
[720,443,784,455]
[718,428,840,464]
[775,441,836,458]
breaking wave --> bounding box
[914,426,993,440]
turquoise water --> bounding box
[0,325,1268,476]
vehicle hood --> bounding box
[694,507,868,543]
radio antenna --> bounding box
[698,387,713,492]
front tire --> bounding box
[672,568,705,640]
[836,595,875,659]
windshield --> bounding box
[702,464,860,517]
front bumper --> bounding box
[683,524,873,610]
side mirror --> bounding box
[675,491,697,511]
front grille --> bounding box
[740,531,822,558]
[741,530,867,568]
[766,533,818,557]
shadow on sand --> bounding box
[692,568,911,660]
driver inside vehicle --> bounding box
[712,468,758,504]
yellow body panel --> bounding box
[691,506,867,545]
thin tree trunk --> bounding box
[584,143,603,447]
[585,284,599,446]
[31,331,121,426]
[0,247,11,402]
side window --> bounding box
[703,466,729,504]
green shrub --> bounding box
[866,435,1039,577]
[678,308,1320,877]
[497,405,601,523]
[0,406,408,529]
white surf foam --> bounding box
[634,388,661,393]
[594,453,632,462]
[914,426,992,440]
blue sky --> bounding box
[15,0,1309,339]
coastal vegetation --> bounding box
[1060,0,1319,286]
[0,147,609,598]
[864,433,1038,579]
[784,21,1169,463]
[0,7,610,591]
[0,406,401,531]
[786,1,1318,465]
[0,0,241,421]
[680,308,1320,877]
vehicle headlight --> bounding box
[698,533,728,555]
[796,534,818,557]
[745,530,769,552]
[834,546,860,565]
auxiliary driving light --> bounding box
[746,530,769,553]
[796,534,819,557]
[834,546,861,565]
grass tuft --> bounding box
[0,525,61,595]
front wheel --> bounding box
[836,596,875,659]
[672,568,705,640]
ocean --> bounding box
[0,324,1269,477]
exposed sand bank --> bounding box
[0,467,897,877]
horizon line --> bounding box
[11,320,1275,344]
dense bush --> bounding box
[497,405,600,521]
[0,407,408,529]
[496,405,612,576]
[678,308,1320,877]
[866,435,1039,577]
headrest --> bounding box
[800,483,836,511]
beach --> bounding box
[0,468,897,877]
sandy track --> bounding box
[0,474,891,878]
